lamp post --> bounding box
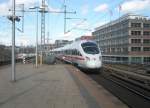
[29,7,39,67]
[12,0,16,81]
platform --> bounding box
[0,64,128,108]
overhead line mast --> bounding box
[40,0,48,47]
[63,0,76,34]
[64,4,67,33]
[40,0,75,45]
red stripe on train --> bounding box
[64,55,85,61]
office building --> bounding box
[92,13,150,64]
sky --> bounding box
[0,0,150,46]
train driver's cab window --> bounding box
[81,42,99,54]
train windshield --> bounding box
[81,42,99,54]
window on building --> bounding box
[144,57,150,63]
[122,47,128,53]
[143,39,150,44]
[143,47,150,51]
[131,31,141,35]
[131,47,141,51]
[111,48,115,53]
[143,23,150,28]
[131,39,141,43]
[143,31,150,35]
[103,48,106,53]
[131,23,141,28]
[131,57,141,64]
[116,48,121,52]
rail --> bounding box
[103,65,150,90]
[107,76,150,101]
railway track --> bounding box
[88,69,150,108]
[104,64,150,76]
[103,64,150,90]
[108,75,150,100]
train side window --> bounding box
[69,49,71,55]
[72,49,76,55]
[77,50,82,56]
[71,50,73,55]
[68,49,70,55]
[67,50,69,55]
[65,50,67,54]
[79,51,82,56]
[73,49,77,55]
[75,49,78,55]
[76,50,78,55]
[69,50,71,55]
[72,49,75,55]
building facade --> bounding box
[92,14,150,64]
[75,35,94,41]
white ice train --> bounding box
[52,39,102,70]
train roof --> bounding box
[52,40,96,52]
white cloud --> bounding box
[48,6,60,12]
[56,31,75,40]
[94,3,108,12]
[83,31,92,36]
[0,3,11,16]
[71,20,90,30]
[0,31,11,45]
[120,0,150,13]
[18,36,30,46]
[0,31,10,37]
[0,0,41,16]
[47,6,61,15]
[77,21,89,29]
[81,4,89,15]
[15,0,38,6]
[94,21,107,28]
[57,31,72,37]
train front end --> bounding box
[81,41,102,69]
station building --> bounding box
[92,13,150,64]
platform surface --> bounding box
[0,64,128,108]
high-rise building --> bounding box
[92,13,150,64]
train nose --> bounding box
[86,59,102,69]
